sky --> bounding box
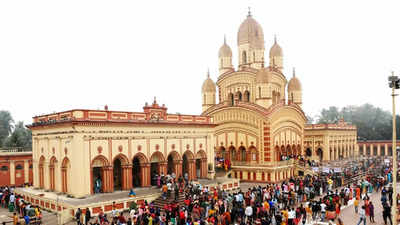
[1,0,400,125]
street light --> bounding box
[388,71,399,225]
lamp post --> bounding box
[389,71,399,224]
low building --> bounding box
[357,140,400,157]
[304,119,358,161]
[0,148,32,186]
[28,100,215,198]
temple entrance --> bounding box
[91,155,109,193]
[229,146,235,162]
[182,154,189,177]
[196,159,201,178]
[93,167,102,192]
[167,151,181,176]
[113,158,122,190]
[306,148,312,157]
[239,146,246,161]
[132,157,141,187]
[167,155,174,174]
[61,157,70,193]
[317,148,323,161]
[150,151,165,186]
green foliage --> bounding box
[0,111,14,147]
[3,121,31,148]
[315,103,396,140]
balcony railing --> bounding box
[0,147,32,153]
[231,159,295,167]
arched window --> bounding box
[237,92,242,101]
[220,58,223,68]
[16,164,23,170]
[291,93,294,103]
[1,166,8,171]
[228,93,234,106]
[253,52,256,62]
[258,87,261,98]
[242,51,247,64]
[203,94,206,103]
[244,91,250,102]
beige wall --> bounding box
[32,124,214,198]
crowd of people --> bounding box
[0,186,42,224]
[79,171,376,225]
[2,157,399,225]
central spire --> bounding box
[248,7,251,17]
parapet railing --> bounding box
[0,147,32,153]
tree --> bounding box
[306,114,314,124]
[0,111,14,147]
[3,121,31,148]
[315,104,396,140]
[317,106,340,124]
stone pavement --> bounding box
[337,190,385,225]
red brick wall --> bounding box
[14,162,25,186]
[0,162,10,186]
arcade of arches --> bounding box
[88,150,208,193]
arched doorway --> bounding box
[114,154,131,191]
[239,146,246,161]
[150,151,165,186]
[132,153,148,187]
[113,158,122,190]
[249,146,257,162]
[228,93,234,106]
[39,156,45,189]
[236,91,242,101]
[297,145,301,157]
[228,146,235,162]
[305,148,312,157]
[317,148,323,161]
[91,155,110,194]
[220,146,227,159]
[244,91,250,102]
[167,151,181,177]
[286,145,292,157]
[196,150,207,179]
[183,151,195,180]
[61,157,70,193]
[275,146,281,161]
[49,157,56,191]
[281,146,286,158]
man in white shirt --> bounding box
[245,205,253,223]
[288,208,296,225]
[320,202,326,221]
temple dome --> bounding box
[237,14,264,49]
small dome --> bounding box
[219,37,232,57]
[288,76,301,91]
[202,73,216,92]
[255,67,273,83]
[237,14,264,49]
[269,37,283,58]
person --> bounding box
[95,177,102,193]
[354,198,359,213]
[320,201,326,222]
[129,189,136,197]
[75,208,82,225]
[356,205,366,225]
[383,202,392,225]
[23,214,30,225]
[85,207,91,225]
[12,212,18,225]
[368,202,375,223]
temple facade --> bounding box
[28,101,215,197]
[201,11,306,182]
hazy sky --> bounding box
[1,0,400,124]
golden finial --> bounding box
[224,35,226,45]
[293,67,296,77]
[274,34,277,44]
[248,7,251,16]
[207,68,210,78]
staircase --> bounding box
[152,192,185,209]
